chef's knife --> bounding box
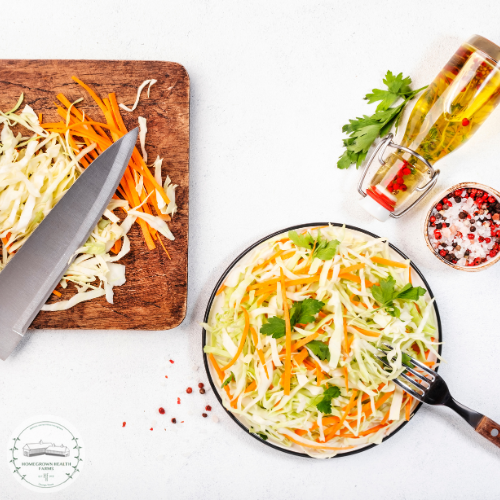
[0,128,138,360]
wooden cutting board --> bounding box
[0,60,189,330]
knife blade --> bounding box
[0,128,138,360]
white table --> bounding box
[2,1,500,498]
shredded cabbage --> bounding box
[0,102,139,309]
[204,225,440,458]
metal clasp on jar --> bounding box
[358,133,440,218]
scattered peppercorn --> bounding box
[122,422,126,427]
[199,388,205,394]
[171,418,177,424]
[205,405,212,411]
[202,413,208,418]
[470,226,476,232]
[454,196,461,203]
[159,407,165,414]
[186,387,192,394]
[198,383,204,388]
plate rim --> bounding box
[202,222,443,459]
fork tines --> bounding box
[375,343,436,402]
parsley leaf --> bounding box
[257,432,268,440]
[260,316,286,339]
[288,230,339,261]
[221,372,234,388]
[371,276,426,317]
[314,238,340,261]
[395,283,427,301]
[316,385,341,414]
[371,275,397,305]
[306,340,330,362]
[288,230,314,250]
[290,298,325,326]
[338,71,428,170]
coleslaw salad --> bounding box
[203,224,441,458]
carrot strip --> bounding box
[215,284,226,296]
[294,348,309,366]
[221,308,249,371]
[371,256,408,269]
[294,429,308,437]
[409,266,412,285]
[361,392,393,419]
[72,76,109,117]
[314,360,323,386]
[339,263,365,275]
[340,272,375,287]
[253,249,285,272]
[244,380,257,393]
[52,289,62,297]
[352,325,381,338]
[250,327,269,379]
[405,395,412,421]
[323,390,358,441]
[280,268,292,396]
[290,332,320,352]
[157,235,171,260]
[110,239,122,254]
[256,294,270,307]
[343,365,349,391]
[209,353,236,407]
[285,432,355,451]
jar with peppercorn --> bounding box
[359,35,500,221]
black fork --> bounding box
[376,343,500,449]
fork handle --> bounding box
[476,416,500,448]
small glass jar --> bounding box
[359,35,500,221]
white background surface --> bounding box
[1,1,500,498]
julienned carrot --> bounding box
[52,289,62,297]
[339,263,365,275]
[340,272,375,287]
[323,390,358,441]
[371,256,409,269]
[256,293,270,307]
[361,391,392,419]
[215,284,226,296]
[343,308,349,355]
[405,395,413,421]
[250,326,269,379]
[209,353,236,408]
[280,268,292,396]
[285,432,355,451]
[110,239,122,254]
[294,348,309,366]
[352,325,381,338]
[290,332,320,352]
[245,380,257,393]
[314,360,323,386]
[221,307,249,371]
[253,248,285,272]
[294,429,308,437]
[343,365,349,391]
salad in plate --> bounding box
[203,225,440,458]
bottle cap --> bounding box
[359,195,391,222]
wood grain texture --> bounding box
[475,416,500,448]
[0,60,189,330]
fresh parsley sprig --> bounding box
[221,372,234,388]
[260,298,325,339]
[337,71,428,170]
[306,340,330,362]
[316,385,341,414]
[371,276,426,317]
[288,230,340,261]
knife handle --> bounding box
[475,416,500,448]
